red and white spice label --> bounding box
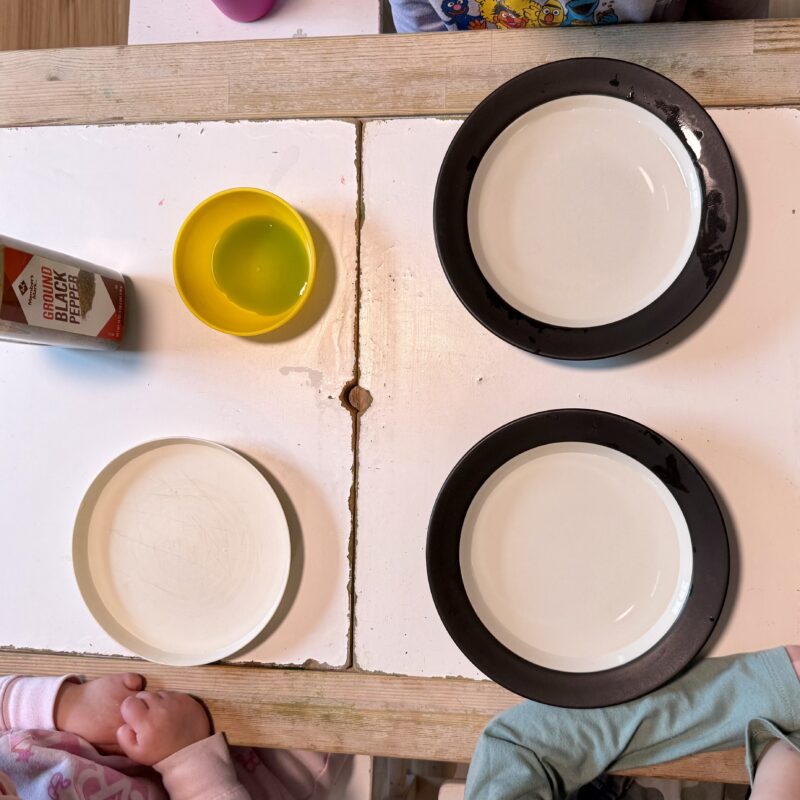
[0,246,125,341]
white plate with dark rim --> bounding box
[434,58,738,360]
[427,410,729,707]
[73,438,291,666]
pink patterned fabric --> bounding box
[0,728,167,800]
[0,673,348,800]
[231,748,347,799]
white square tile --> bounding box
[0,120,358,667]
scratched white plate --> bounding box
[73,438,291,665]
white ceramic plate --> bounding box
[467,94,703,328]
[459,441,693,673]
[74,438,291,666]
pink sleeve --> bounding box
[155,733,250,800]
[0,675,77,732]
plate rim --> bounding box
[426,409,729,707]
[73,436,291,666]
[433,57,739,361]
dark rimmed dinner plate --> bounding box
[427,409,729,707]
[434,58,738,360]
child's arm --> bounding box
[466,648,800,800]
[0,672,142,751]
[117,690,250,800]
[156,735,251,800]
[0,671,145,798]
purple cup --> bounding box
[210,0,277,22]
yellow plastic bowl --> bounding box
[173,188,316,336]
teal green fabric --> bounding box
[465,648,800,799]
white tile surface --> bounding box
[0,119,358,667]
[356,111,800,678]
[128,0,380,44]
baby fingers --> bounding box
[115,723,138,756]
[120,695,150,725]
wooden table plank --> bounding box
[0,0,129,51]
[0,650,748,781]
[616,750,748,785]
[1,20,799,127]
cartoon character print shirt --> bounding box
[391,0,687,32]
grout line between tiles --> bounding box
[345,119,365,670]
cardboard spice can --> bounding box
[0,235,126,350]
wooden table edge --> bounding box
[0,19,798,128]
[0,650,748,782]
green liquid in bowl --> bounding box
[212,215,310,316]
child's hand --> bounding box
[54,673,144,752]
[116,691,211,765]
